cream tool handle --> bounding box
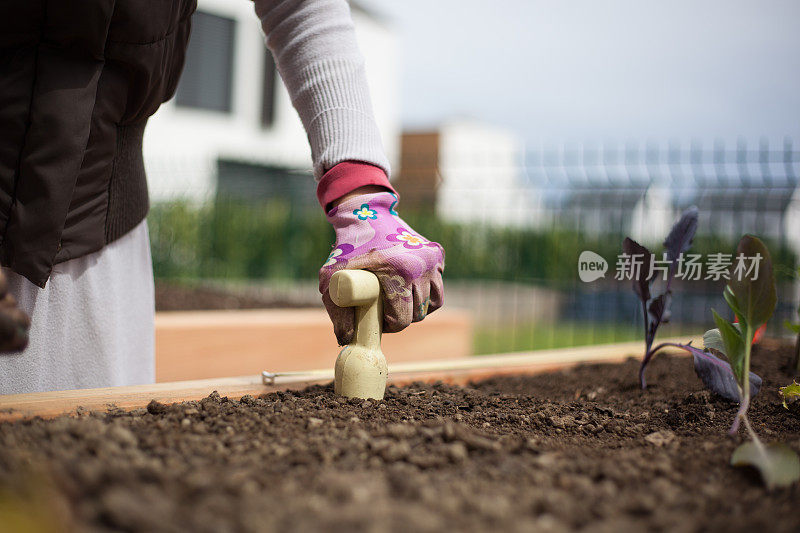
[329,270,387,399]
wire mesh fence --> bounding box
[148,137,800,355]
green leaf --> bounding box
[712,309,745,384]
[731,441,800,490]
[784,320,800,334]
[780,381,800,409]
[727,235,776,331]
[702,328,725,354]
[723,285,745,329]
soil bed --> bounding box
[154,281,315,311]
[1,342,799,532]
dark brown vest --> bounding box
[0,0,196,287]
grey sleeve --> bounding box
[253,0,390,179]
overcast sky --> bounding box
[359,0,800,152]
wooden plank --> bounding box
[0,375,328,423]
[0,336,698,422]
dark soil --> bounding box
[1,342,799,533]
[155,281,312,311]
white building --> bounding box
[398,120,543,227]
[143,0,399,204]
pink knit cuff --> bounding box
[317,161,396,209]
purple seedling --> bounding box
[623,206,698,389]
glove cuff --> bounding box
[317,161,396,211]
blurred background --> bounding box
[145,0,800,370]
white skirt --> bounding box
[0,220,155,395]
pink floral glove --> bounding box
[319,191,445,345]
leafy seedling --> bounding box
[641,235,797,488]
[718,236,775,431]
[780,381,800,409]
[626,219,763,402]
[624,206,698,389]
[710,235,798,489]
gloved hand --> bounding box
[0,271,30,352]
[319,190,445,345]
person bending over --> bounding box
[0,0,444,394]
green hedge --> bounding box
[148,199,332,281]
[148,200,798,284]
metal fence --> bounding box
[148,137,800,355]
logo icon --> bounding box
[578,251,608,282]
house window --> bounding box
[175,11,235,113]
[261,49,277,127]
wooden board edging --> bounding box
[0,336,699,422]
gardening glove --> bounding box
[0,270,30,352]
[319,191,445,345]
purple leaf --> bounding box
[647,292,670,331]
[623,237,654,303]
[663,206,698,263]
[681,343,762,402]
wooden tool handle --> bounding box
[328,270,387,398]
[329,269,380,307]
[330,270,382,350]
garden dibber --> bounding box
[328,269,387,399]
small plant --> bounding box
[624,206,698,389]
[639,235,798,488]
[707,235,775,432]
[780,381,800,409]
[705,235,798,489]
[783,266,800,373]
